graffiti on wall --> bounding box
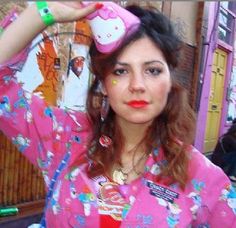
[227,66,236,122]
[15,14,93,110]
[172,17,187,41]
[34,32,60,105]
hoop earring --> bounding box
[99,96,112,148]
[95,80,103,93]
[100,95,109,122]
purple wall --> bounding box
[194,2,235,153]
[194,2,219,152]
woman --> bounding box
[0,1,235,227]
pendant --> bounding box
[99,134,112,147]
[112,169,128,185]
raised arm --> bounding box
[0,1,100,64]
[0,1,100,169]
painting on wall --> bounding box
[2,3,93,111]
[227,67,236,122]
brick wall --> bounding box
[174,44,196,105]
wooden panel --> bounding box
[0,131,45,206]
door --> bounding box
[204,48,227,153]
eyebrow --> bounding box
[115,60,165,66]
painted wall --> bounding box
[195,1,236,153]
[170,1,198,46]
[194,2,218,153]
[225,40,236,122]
[11,2,93,111]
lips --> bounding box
[127,100,149,108]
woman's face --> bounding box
[103,36,172,127]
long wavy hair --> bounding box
[85,5,196,190]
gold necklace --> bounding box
[112,152,147,185]
[112,168,129,185]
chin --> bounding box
[116,112,158,126]
[124,117,154,125]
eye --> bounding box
[112,68,128,76]
[145,67,162,76]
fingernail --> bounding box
[95,3,104,10]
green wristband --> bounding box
[0,27,3,36]
[36,1,55,26]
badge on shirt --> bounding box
[146,180,179,203]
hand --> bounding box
[48,1,102,23]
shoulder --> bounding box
[186,146,233,206]
[53,108,91,131]
[187,145,230,186]
[182,146,236,223]
[186,146,236,213]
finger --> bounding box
[76,2,103,18]
[60,1,82,9]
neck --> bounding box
[116,118,152,155]
[112,119,153,184]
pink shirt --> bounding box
[0,13,236,228]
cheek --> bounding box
[105,82,127,106]
[103,78,120,97]
[111,79,118,85]
[164,81,171,95]
[104,76,122,90]
[154,79,171,97]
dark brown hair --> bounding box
[85,5,196,189]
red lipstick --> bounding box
[127,100,149,108]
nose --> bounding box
[128,72,146,93]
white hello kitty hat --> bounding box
[82,1,141,53]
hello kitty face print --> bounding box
[83,1,140,53]
[89,13,125,45]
